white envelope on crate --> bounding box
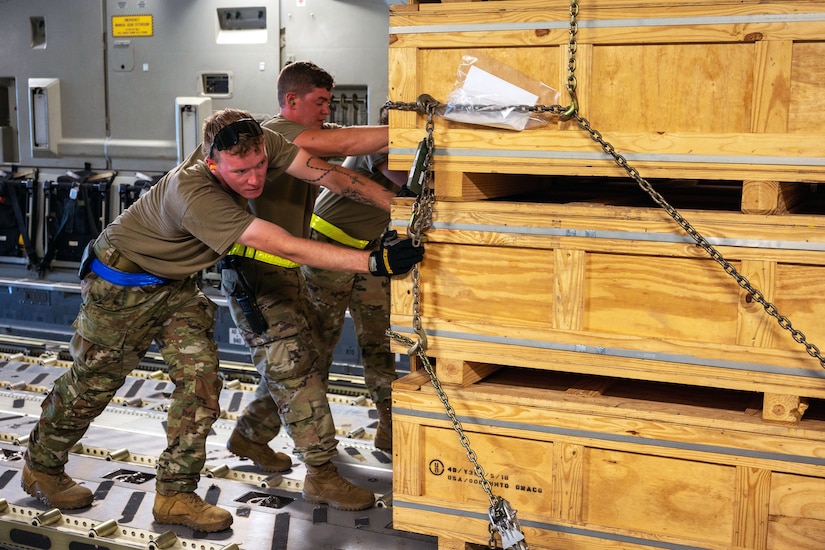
[440,51,555,131]
[442,66,539,130]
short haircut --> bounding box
[276,61,335,107]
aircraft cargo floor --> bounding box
[0,352,438,550]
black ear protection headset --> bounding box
[208,118,263,159]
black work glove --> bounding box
[368,230,424,277]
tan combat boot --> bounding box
[227,429,292,472]
[302,461,375,511]
[22,463,93,509]
[153,492,233,532]
[374,399,392,453]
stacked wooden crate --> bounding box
[387,1,825,549]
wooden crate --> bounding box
[389,192,825,422]
[392,367,825,550]
[388,0,825,200]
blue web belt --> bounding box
[90,258,169,287]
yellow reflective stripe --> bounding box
[310,214,371,250]
[382,248,393,275]
[227,243,300,268]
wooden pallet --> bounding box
[392,367,825,549]
[389,187,825,423]
[388,0,825,200]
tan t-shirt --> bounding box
[104,129,299,279]
[313,153,397,242]
[252,116,340,238]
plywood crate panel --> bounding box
[389,195,825,416]
[392,368,825,549]
[388,0,825,200]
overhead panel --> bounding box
[216,6,267,44]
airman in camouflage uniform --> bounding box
[303,140,409,453]
[22,108,422,530]
[223,254,336,467]
[223,61,395,511]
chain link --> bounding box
[407,95,438,351]
[561,0,579,120]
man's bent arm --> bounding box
[237,218,371,273]
[286,148,395,211]
[293,126,388,157]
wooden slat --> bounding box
[552,248,585,331]
[737,260,777,351]
[393,1,825,39]
[388,128,825,183]
[751,40,792,134]
[393,418,423,496]
[734,467,772,549]
[551,442,584,522]
[565,376,615,397]
[389,325,825,399]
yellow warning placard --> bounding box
[112,15,154,37]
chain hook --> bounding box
[387,328,428,356]
[559,93,578,121]
[409,325,428,354]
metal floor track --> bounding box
[0,351,438,550]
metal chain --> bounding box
[385,330,528,550]
[561,0,579,120]
[571,114,825,368]
[407,95,438,352]
[385,97,529,549]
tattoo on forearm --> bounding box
[302,156,363,185]
[302,156,381,207]
[341,188,375,206]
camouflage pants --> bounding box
[302,230,397,403]
[26,273,221,496]
[224,259,337,466]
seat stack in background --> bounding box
[386,1,825,549]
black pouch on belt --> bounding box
[78,240,95,280]
[220,255,268,335]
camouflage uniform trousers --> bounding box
[224,257,337,466]
[25,273,221,496]
[302,230,397,404]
